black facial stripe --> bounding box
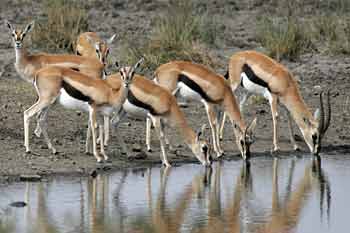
[127,90,158,115]
[62,81,91,102]
[242,64,271,92]
[178,74,215,103]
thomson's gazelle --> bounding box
[108,72,213,167]
[222,50,331,155]
[152,61,257,160]
[24,59,143,162]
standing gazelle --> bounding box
[75,32,117,146]
[151,61,257,160]
[221,50,331,155]
[108,72,212,167]
[24,59,143,162]
[76,32,117,68]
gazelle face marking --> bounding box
[6,21,34,49]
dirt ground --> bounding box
[0,1,349,182]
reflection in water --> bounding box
[0,157,338,233]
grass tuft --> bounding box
[31,0,88,52]
[122,0,218,72]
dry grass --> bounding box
[122,0,218,72]
[31,0,88,52]
[257,17,313,61]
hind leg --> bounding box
[37,106,57,154]
[24,98,54,153]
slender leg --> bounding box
[24,99,52,153]
[219,112,226,141]
[150,115,171,167]
[37,107,57,154]
[89,106,102,163]
[85,120,92,154]
[286,109,300,151]
[239,92,252,112]
[203,101,224,157]
[99,123,108,161]
[34,111,42,138]
[103,116,110,146]
[146,117,152,152]
[111,108,129,155]
[269,94,280,152]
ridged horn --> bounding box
[317,91,325,135]
[322,90,331,135]
[130,57,144,74]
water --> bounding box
[0,155,349,233]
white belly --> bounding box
[98,106,114,117]
[59,89,90,112]
[178,82,203,101]
[123,99,148,117]
[241,72,271,99]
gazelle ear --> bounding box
[5,20,14,31]
[133,57,145,71]
[107,33,117,44]
[23,21,34,35]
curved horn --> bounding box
[322,90,331,135]
[317,91,325,135]
[130,57,145,74]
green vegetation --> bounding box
[31,0,88,52]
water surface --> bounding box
[0,154,349,233]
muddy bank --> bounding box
[0,1,349,181]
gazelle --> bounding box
[108,72,212,167]
[23,59,143,162]
[5,20,105,83]
[221,50,331,155]
[75,32,117,146]
[5,20,111,148]
[76,32,117,68]
[151,61,257,160]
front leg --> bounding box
[89,105,103,163]
[150,115,171,167]
[269,94,280,152]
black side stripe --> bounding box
[62,81,91,103]
[242,64,271,92]
[70,67,80,72]
[178,74,215,103]
[127,90,158,115]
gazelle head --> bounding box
[192,124,213,167]
[302,91,331,155]
[5,21,34,49]
[89,34,117,67]
[234,118,257,161]
[117,57,144,87]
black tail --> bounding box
[224,69,229,80]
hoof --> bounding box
[25,150,31,154]
[147,148,152,153]
[163,162,172,167]
[293,145,301,151]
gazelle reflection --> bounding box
[253,157,331,233]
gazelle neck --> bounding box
[14,46,28,65]
[223,87,246,131]
[282,87,315,130]
[110,84,129,112]
[169,103,197,147]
